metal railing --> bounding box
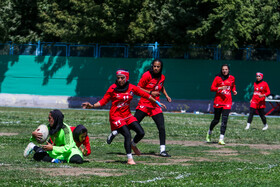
[0,41,279,61]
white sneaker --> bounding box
[262,125,268,131]
[245,124,250,130]
[24,142,35,157]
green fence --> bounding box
[0,55,278,102]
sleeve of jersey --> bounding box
[134,85,151,99]
[137,73,149,88]
[265,83,271,96]
[210,77,219,92]
[52,128,74,154]
[98,87,112,106]
[83,136,91,156]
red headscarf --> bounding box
[256,72,263,80]
[116,69,129,82]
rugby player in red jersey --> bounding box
[206,64,237,145]
[134,59,172,157]
[82,69,166,165]
[245,72,270,130]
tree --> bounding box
[254,0,280,48]
[188,0,257,49]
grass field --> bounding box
[1,106,280,186]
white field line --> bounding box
[131,173,191,183]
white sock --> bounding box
[208,130,212,135]
[112,130,118,136]
[127,153,133,159]
[264,124,268,126]
[160,145,165,153]
[219,134,224,140]
[131,141,136,146]
[247,123,250,127]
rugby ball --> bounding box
[36,124,49,144]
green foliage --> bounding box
[1,0,280,49]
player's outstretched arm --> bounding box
[148,96,166,109]
[82,102,101,109]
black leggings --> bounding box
[134,109,166,145]
[117,125,132,155]
[127,121,145,144]
[209,108,230,135]
[33,146,83,164]
[247,107,267,124]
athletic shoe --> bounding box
[131,144,141,156]
[127,158,136,165]
[206,133,211,143]
[262,125,268,131]
[245,124,250,130]
[160,151,171,157]
[24,142,35,157]
[218,139,225,145]
[52,159,63,163]
[107,132,116,144]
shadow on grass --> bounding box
[105,160,127,164]
[205,141,218,144]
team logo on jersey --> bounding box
[130,91,134,96]
[256,88,259,91]
[155,86,159,90]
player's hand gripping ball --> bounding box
[36,124,49,144]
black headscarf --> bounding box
[255,79,263,84]
[49,109,64,135]
[149,59,163,78]
[73,124,88,143]
[114,80,129,92]
[217,64,230,81]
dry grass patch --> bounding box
[34,167,124,177]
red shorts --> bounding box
[109,115,138,131]
[250,101,266,109]
[136,105,162,117]
[213,103,232,110]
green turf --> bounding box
[1,107,280,186]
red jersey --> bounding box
[98,83,151,130]
[211,75,236,109]
[137,71,165,108]
[70,126,91,156]
[250,81,270,109]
